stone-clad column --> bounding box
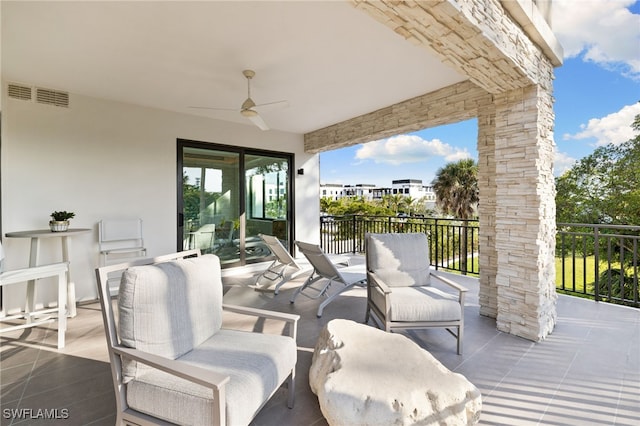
[477,99,498,319]
[331,0,562,342]
[493,84,557,341]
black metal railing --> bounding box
[320,215,479,275]
[557,223,639,307]
[320,215,640,307]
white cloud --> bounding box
[553,0,640,79]
[355,135,471,166]
[563,103,640,145]
[554,149,577,176]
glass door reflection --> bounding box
[182,147,240,265]
[245,154,290,262]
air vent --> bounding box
[36,88,69,108]
[8,83,32,101]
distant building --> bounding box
[343,184,377,199]
[320,183,346,200]
[390,179,436,203]
[320,179,436,210]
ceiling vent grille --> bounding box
[8,83,33,101]
[36,88,70,107]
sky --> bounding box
[320,0,640,188]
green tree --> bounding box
[432,158,478,220]
[432,158,478,273]
[383,194,405,214]
[555,116,640,225]
[182,172,218,229]
[327,196,391,216]
[403,196,416,215]
[555,113,640,305]
[320,196,336,213]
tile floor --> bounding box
[1,258,639,425]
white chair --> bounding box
[0,241,69,349]
[99,218,147,295]
[98,218,147,265]
[254,234,350,294]
[96,249,299,425]
[365,233,467,354]
[290,241,366,317]
[191,223,216,253]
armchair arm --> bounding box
[113,346,230,390]
[367,271,392,294]
[430,272,468,293]
[222,304,300,338]
[430,272,468,305]
[113,345,229,424]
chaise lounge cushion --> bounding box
[126,329,297,425]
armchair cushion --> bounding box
[366,233,431,287]
[371,285,461,322]
[126,329,297,426]
[118,255,223,382]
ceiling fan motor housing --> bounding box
[241,70,258,115]
[241,108,258,117]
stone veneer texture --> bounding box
[306,0,558,341]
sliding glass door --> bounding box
[178,140,292,267]
[180,146,240,265]
[245,154,290,262]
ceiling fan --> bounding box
[189,70,287,131]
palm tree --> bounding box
[404,196,416,215]
[432,158,478,219]
[383,194,405,215]
[432,158,479,273]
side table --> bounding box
[5,228,91,318]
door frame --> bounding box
[177,139,295,267]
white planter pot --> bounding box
[49,220,70,232]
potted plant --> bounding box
[50,211,75,232]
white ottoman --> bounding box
[309,319,481,425]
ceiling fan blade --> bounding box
[187,106,237,111]
[189,70,283,131]
[254,100,289,110]
[247,112,269,131]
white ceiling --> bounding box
[2,1,467,134]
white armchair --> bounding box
[96,250,299,425]
[365,233,467,354]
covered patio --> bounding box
[2,265,638,425]
[2,0,563,344]
[2,1,617,423]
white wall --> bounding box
[1,91,319,311]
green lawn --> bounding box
[448,255,598,294]
[555,255,598,293]
[446,255,637,304]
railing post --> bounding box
[594,225,600,302]
[434,219,439,270]
[560,232,565,292]
[352,215,357,254]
